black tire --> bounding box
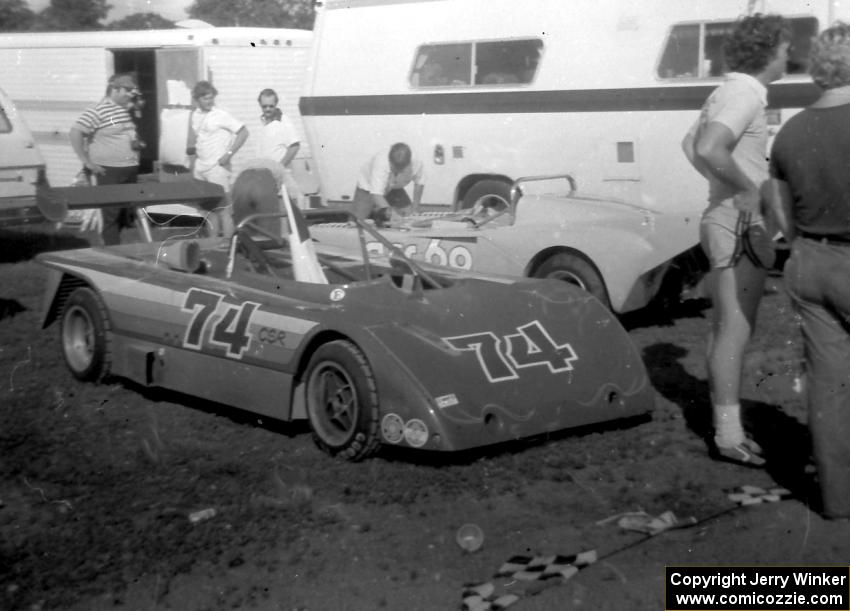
[460,179,511,211]
[60,287,112,382]
[305,340,381,461]
[534,252,610,308]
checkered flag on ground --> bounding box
[727,485,793,506]
[462,550,597,610]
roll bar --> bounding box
[509,173,578,207]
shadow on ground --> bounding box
[621,297,711,331]
[642,341,817,510]
[0,298,26,321]
[0,226,90,264]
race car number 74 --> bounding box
[181,288,260,359]
[443,321,578,383]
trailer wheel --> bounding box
[461,179,511,212]
[534,252,610,308]
[60,287,112,382]
[305,340,381,461]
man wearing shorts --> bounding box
[681,14,790,467]
[188,81,249,237]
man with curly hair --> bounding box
[767,23,850,520]
[682,14,790,468]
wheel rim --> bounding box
[308,361,359,446]
[62,304,95,373]
[545,269,587,290]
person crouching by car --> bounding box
[352,142,425,226]
[69,73,142,246]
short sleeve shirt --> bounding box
[191,107,245,172]
[74,98,139,168]
[770,104,850,236]
[691,72,768,207]
[257,116,300,164]
[357,152,425,194]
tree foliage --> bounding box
[0,0,36,31]
[32,0,111,31]
[106,12,175,30]
[187,0,314,29]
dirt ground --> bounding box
[1,226,848,611]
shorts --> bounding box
[194,164,232,190]
[193,164,233,213]
[700,203,770,269]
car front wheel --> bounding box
[60,287,112,382]
[305,340,381,461]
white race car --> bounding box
[310,175,705,313]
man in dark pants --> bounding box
[768,22,850,521]
[70,73,142,245]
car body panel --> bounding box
[39,221,654,454]
[0,85,46,226]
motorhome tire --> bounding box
[534,253,609,307]
[305,340,381,461]
[461,180,511,211]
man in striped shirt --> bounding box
[70,73,142,245]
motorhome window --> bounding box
[787,17,818,74]
[475,39,542,85]
[658,24,700,78]
[411,39,542,87]
[411,44,472,87]
[659,17,818,79]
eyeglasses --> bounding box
[260,104,277,109]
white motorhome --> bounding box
[0,27,315,190]
[300,0,840,216]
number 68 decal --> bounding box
[182,288,259,359]
[443,321,578,383]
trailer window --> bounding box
[411,39,542,88]
[658,17,818,79]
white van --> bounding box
[0,84,47,226]
[0,27,316,192]
[300,0,838,217]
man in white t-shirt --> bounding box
[254,88,306,209]
[353,142,424,225]
[188,80,249,237]
[681,14,790,468]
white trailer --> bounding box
[0,27,315,191]
[300,0,843,217]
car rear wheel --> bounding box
[305,340,381,461]
[534,252,609,308]
[61,287,112,382]
[461,179,511,212]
